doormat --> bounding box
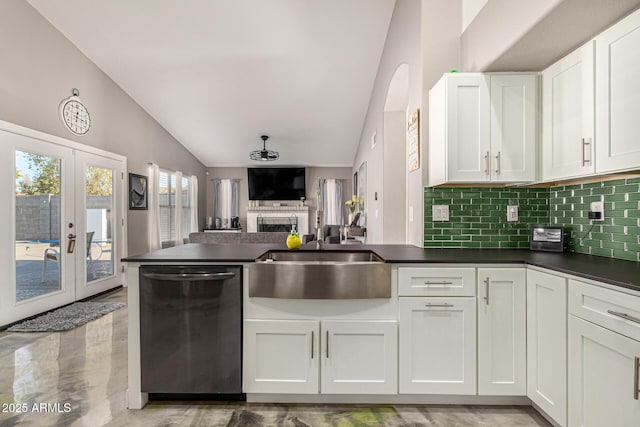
[7,301,125,332]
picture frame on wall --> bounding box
[129,173,148,210]
[407,109,420,172]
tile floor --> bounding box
[0,288,551,426]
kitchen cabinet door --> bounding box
[243,319,319,394]
[399,297,476,394]
[490,75,537,182]
[446,73,492,182]
[568,315,640,427]
[428,73,492,184]
[542,42,595,180]
[595,9,640,173]
[477,268,526,396]
[526,270,567,426]
[320,320,397,395]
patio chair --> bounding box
[41,232,95,283]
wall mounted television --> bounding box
[248,167,306,200]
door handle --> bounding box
[326,330,329,358]
[635,356,639,401]
[484,152,490,175]
[67,234,76,253]
[141,272,236,281]
[484,277,490,305]
[423,281,453,285]
[425,303,454,308]
[607,310,640,324]
[311,331,314,359]
[582,138,592,166]
[495,152,501,175]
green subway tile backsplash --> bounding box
[424,178,640,262]
[424,187,549,250]
[550,178,640,262]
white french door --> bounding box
[0,122,126,326]
[74,152,124,300]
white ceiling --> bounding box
[27,0,395,167]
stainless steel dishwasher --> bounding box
[139,265,243,396]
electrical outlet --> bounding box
[507,205,519,222]
[432,205,450,221]
[590,201,605,220]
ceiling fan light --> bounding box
[250,135,279,162]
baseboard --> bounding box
[246,393,531,405]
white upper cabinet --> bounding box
[595,9,640,173]
[429,73,537,185]
[490,75,537,182]
[542,42,595,180]
[443,73,491,183]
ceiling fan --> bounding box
[250,135,279,161]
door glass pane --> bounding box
[15,151,62,302]
[86,166,114,282]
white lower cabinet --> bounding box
[568,315,640,427]
[243,319,397,395]
[243,319,319,394]
[321,320,397,394]
[526,269,567,426]
[477,268,526,396]
[399,297,476,394]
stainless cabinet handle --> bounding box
[423,281,453,285]
[326,330,329,358]
[425,303,454,308]
[484,152,490,175]
[495,152,501,175]
[141,272,235,281]
[582,138,592,166]
[311,331,314,359]
[484,277,490,305]
[635,356,639,400]
[607,310,640,324]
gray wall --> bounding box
[0,0,207,256]
[352,0,423,245]
[382,111,407,243]
[206,167,352,233]
[458,0,640,72]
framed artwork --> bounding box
[407,109,420,172]
[129,173,148,210]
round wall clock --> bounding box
[59,88,91,136]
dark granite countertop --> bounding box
[123,243,640,293]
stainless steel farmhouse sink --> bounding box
[249,250,391,299]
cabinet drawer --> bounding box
[569,279,640,342]
[398,267,476,296]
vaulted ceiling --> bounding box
[28,0,396,167]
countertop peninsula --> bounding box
[123,243,640,293]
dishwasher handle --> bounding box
[141,272,236,282]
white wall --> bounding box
[0,0,207,256]
[383,111,407,243]
[462,0,488,32]
[460,0,563,71]
[352,0,422,245]
[206,167,352,233]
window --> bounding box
[159,171,175,243]
[181,176,191,239]
[159,171,192,245]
